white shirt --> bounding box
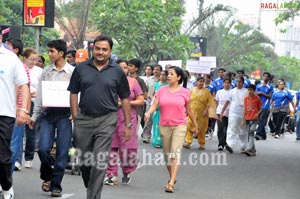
[29,65,43,101]
[215,89,231,116]
[228,87,248,118]
[0,45,29,118]
[144,76,159,106]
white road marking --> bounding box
[61,193,75,198]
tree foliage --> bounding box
[183,1,233,35]
[275,56,300,89]
[275,0,300,25]
[90,0,193,63]
[0,0,60,53]
[55,0,92,49]
[202,15,274,73]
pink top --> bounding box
[111,77,143,149]
[17,64,31,108]
[155,86,190,126]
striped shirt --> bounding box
[31,62,74,121]
[17,64,31,108]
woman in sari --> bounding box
[151,70,169,148]
[184,76,214,150]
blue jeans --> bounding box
[38,111,72,192]
[255,109,269,139]
[10,124,25,173]
[296,111,300,139]
[245,120,257,151]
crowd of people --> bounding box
[0,30,299,199]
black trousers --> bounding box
[217,115,228,147]
[0,116,15,190]
[272,111,287,135]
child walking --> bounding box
[242,84,262,156]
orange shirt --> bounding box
[244,95,262,120]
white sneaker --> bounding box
[2,187,14,199]
[24,161,32,168]
[14,162,21,171]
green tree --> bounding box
[274,56,300,89]
[201,15,274,73]
[0,0,22,25]
[0,0,60,53]
[55,0,92,49]
[90,0,193,63]
[183,0,233,35]
[275,0,300,25]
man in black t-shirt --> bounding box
[68,35,131,199]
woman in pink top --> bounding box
[145,66,197,193]
[105,59,144,186]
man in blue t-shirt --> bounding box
[255,72,274,140]
[213,68,226,93]
[233,69,251,88]
[295,91,300,142]
[204,74,216,95]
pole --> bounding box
[35,27,42,54]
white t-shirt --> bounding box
[144,76,159,106]
[0,45,28,118]
[215,89,231,116]
[228,87,248,118]
[29,65,43,101]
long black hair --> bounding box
[169,66,188,88]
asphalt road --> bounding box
[11,130,300,199]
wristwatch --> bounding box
[125,123,133,129]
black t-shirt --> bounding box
[67,58,130,116]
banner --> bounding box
[23,0,45,26]
[186,60,210,74]
[158,60,182,70]
[199,56,217,69]
[42,81,70,107]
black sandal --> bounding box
[51,189,62,197]
[41,181,51,192]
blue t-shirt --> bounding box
[233,78,251,88]
[296,91,300,111]
[272,90,293,107]
[256,83,274,110]
[206,84,216,95]
[213,77,224,92]
[230,82,236,89]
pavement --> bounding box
[11,130,300,199]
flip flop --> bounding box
[41,181,51,192]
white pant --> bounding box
[226,116,248,150]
